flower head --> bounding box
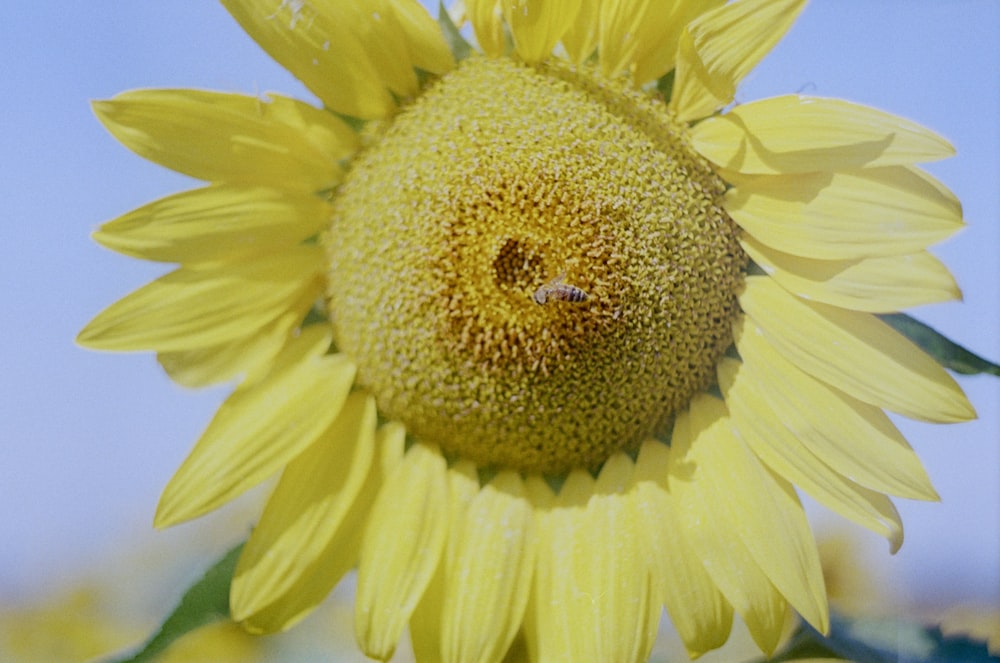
[79,0,975,660]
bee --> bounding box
[533,273,589,305]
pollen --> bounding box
[325,56,746,474]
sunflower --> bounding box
[79,0,976,660]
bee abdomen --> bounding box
[552,285,588,302]
[533,275,590,305]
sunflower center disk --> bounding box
[325,57,745,474]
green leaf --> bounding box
[438,2,472,62]
[879,313,1000,377]
[655,68,675,104]
[756,613,998,663]
[103,542,244,663]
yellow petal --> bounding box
[598,0,668,78]
[718,357,906,551]
[597,0,656,79]
[628,0,725,85]
[339,0,423,98]
[92,185,332,264]
[739,276,976,423]
[732,319,939,501]
[633,440,733,658]
[519,476,566,662]
[441,472,535,663]
[725,167,964,260]
[502,0,581,62]
[584,455,660,663]
[93,90,354,187]
[375,420,407,485]
[560,0,600,64]
[391,0,456,75]
[525,471,588,660]
[77,247,324,352]
[670,0,806,121]
[409,461,480,663]
[670,397,792,654]
[466,0,506,56]
[676,394,829,638]
[231,393,376,630]
[691,96,955,173]
[742,234,961,312]
[220,0,395,119]
[156,290,319,388]
[528,463,658,662]
[355,442,449,661]
[154,328,354,526]
[239,416,393,633]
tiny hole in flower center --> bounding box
[492,237,545,296]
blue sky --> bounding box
[2,0,997,614]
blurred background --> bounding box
[1,1,997,659]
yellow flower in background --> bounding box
[78,0,976,660]
[0,589,131,663]
[939,606,1000,657]
[0,587,263,663]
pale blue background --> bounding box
[2,0,997,615]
